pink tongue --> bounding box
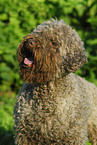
[24,58,33,65]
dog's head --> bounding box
[17,19,87,84]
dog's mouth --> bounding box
[21,39,35,67]
[23,55,35,68]
[24,57,33,66]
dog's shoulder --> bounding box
[67,73,97,101]
[68,73,96,88]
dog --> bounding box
[14,19,97,145]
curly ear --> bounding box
[62,28,87,75]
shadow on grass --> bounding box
[0,127,15,145]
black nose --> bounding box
[27,39,34,47]
[23,39,34,48]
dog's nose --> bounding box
[28,39,34,47]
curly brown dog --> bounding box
[14,19,97,145]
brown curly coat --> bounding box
[14,19,97,145]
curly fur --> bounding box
[14,19,97,145]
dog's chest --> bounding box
[19,85,69,136]
[15,79,91,143]
[20,84,86,137]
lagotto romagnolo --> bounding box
[14,19,97,145]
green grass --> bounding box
[86,141,92,145]
[0,91,16,145]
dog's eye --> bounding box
[50,40,58,48]
[52,42,57,46]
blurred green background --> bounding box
[0,0,97,144]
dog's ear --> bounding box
[62,28,87,75]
